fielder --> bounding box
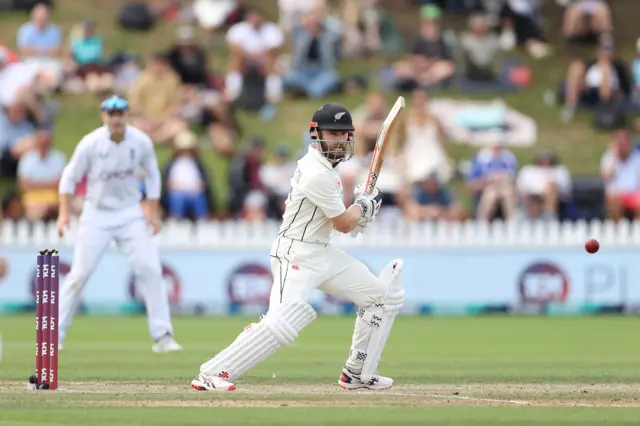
[56,95,182,353]
[191,103,404,391]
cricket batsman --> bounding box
[191,103,404,391]
[56,95,182,353]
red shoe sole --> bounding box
[191,384,237,391]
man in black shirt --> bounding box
[393,7,455,90]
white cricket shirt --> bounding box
[59,125,161,226]
[276,145,346,245]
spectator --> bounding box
[17,129,65,222]
[129,52,187,144]
[467,141,518,221]
[0,103,37,179]
[404,173,465,221]
[562,34,631,122]
[600,130,640,220]
[499,0,549,59]
[458,14,503,84]
[0,51,46,126]
[562,0,612,43]
[228,137,266,216]
[67,19,113,94]
[516,150,572,219]
[161,131,214,221]
[166,26,210,87]
[16,3,63,91]
[225,8,284,106]
[393,5,455,90]
[167,26,239,157]
[338,92,389,204]
[259,145,296,219]
[284,9,341,99]
[193,0,243,38]
[242,189,268,222]
[340,0,383,59]
[519,194,554,221]
[399,89,451,185]
[278,0,325,35]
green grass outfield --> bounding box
[0,316,639,425]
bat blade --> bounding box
[365,96,405,194]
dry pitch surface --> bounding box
[2,381,640,408]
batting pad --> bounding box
[353,260,404,384]
[200,301,317,381]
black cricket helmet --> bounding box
[309,103,355,163]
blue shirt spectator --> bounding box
[0,106,36,153]
[467,145,518,183]
[414,182,454,207]
[17,4,62,57]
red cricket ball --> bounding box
[585,238,600,254]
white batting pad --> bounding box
[357,260,404,384]
[200,301,317,381]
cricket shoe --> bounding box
[338,367,394,390]
[191,373,236,391]
[152,335,183,353]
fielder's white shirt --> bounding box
[59,125,161,226]
[276,145,346,245]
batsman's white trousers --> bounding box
[58,217,174,342]
[269,237,386,308]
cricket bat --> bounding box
[351,96,405,238]
[364,96,406,194]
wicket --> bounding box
[30,250,59,390]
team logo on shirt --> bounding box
[99,168,135,181]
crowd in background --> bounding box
[1,0,640,225]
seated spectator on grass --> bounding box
[242,189,268,222]
[161,131,214,221]
[259,145,296,219]
[399,89,451,185]
[404,173,465,221]
[458,15,503,84]
[393,5,455,90]
[278,0,325,35]
[193,0,243,39]
[284,9,341,99]
[516,150,572,219]
[562,0,612,44]
[562,34,631,122]
[166,26,210,87]
[228,137,266,217]
[600,130,640,220]
[467,142,518,221]
[167,26,239,157]
[518,194,554,221]
[0,52,47,127]
[499,0,549,59]
[66,19,113,94]
[17,129,65,222]
[129,52,187,144]
[340,0,383,59]
[339,92,389,203]
[225,8,284,106]
[16,3,63,91]
[0,103,37,179]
